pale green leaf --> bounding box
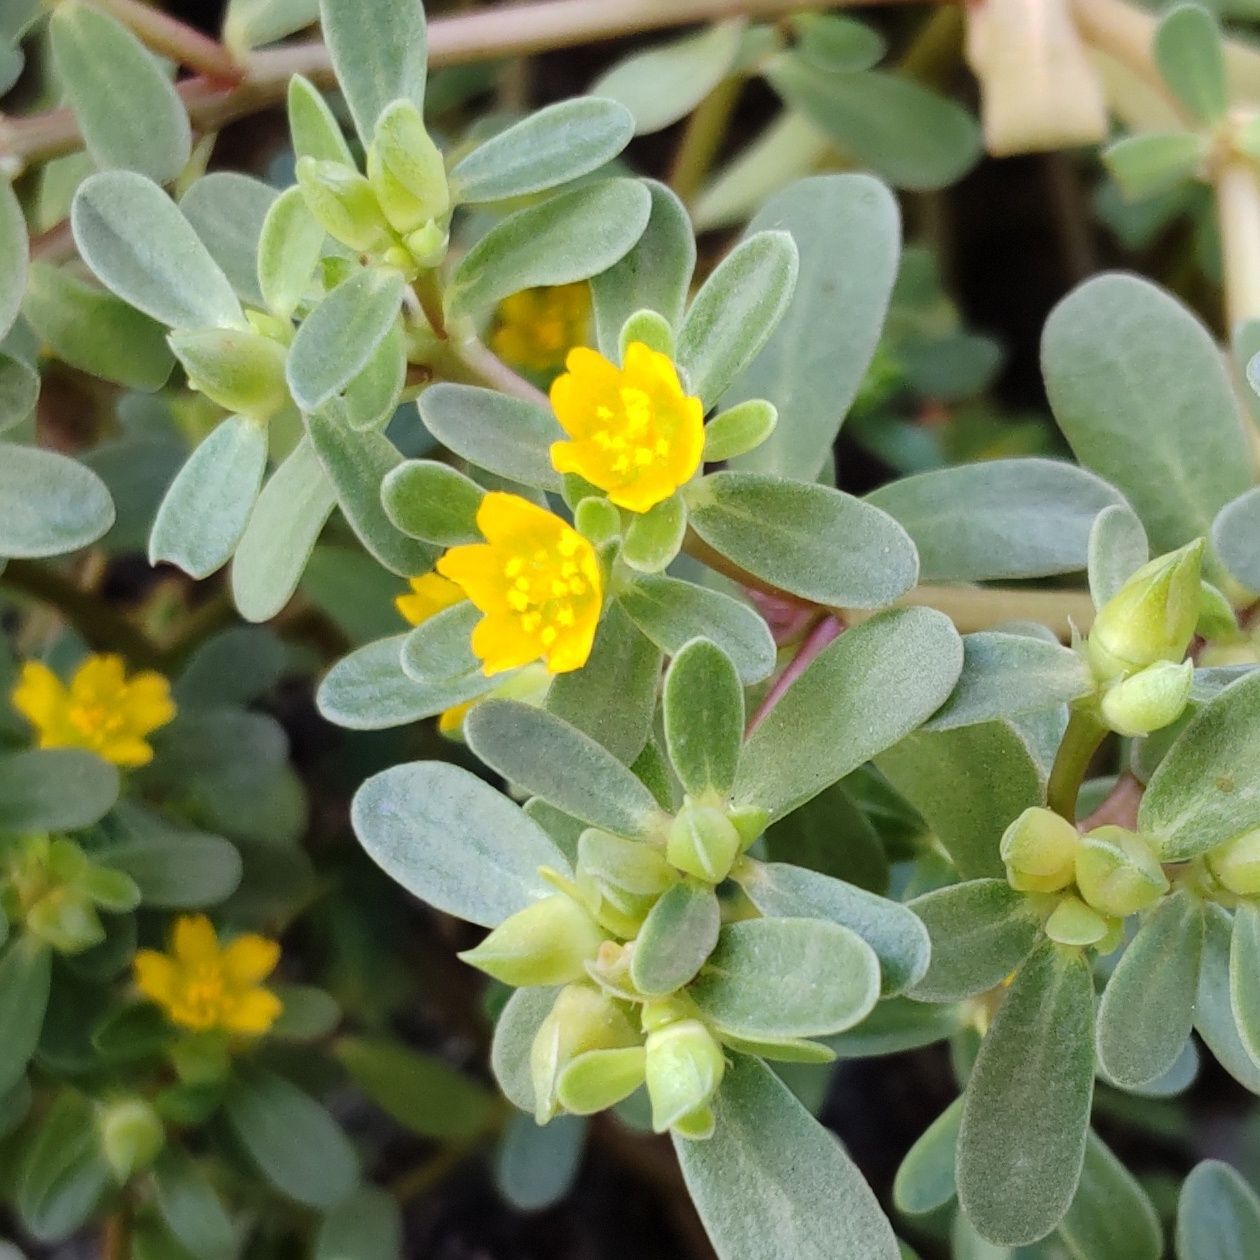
[1154,4,1227,124]
[1058,1131,1163,1260]
[1197,903,1260,1093]
[893,1098,961,1215]
[0,937,51,1096]
[314,1187,402,1260]
[180,172,278,308]
[1176,1160,1260,1260]
[1212,487,1260,592]
[0,444,115,559]
[630,881,720,995]
[663,638,742,799]
[0,179,27,339]
[1228,902,1260,1070]
[257,186,326,319]
[1089,502,1149,608]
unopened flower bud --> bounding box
[367,99,450,235]
[1000,806,1079,893]
[1075,826,1169,917]
[168,328,289,421]
[25,886,104,954]
[404,221,449,269]
[1088,540,1205,682]
[1099,659,1193,737]
[645,1018,726,1136]
[667,802,742,884]
[1207,827,1260,896]
[98,1097,165,1180]
[530,983,639,1123]
[458,894,604,987]
[556,1044,647,1115]
[577,829,676,937]
[295,157,391,253]
[1044,894,1112,946]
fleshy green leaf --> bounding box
[1042,273,1250,553]
[418,384,563,491]
[590,180,695,354]
[0,179,27,339]
[1154,4,1227,124]
[0,444,115,559]
[737,860,930,995]
[381,459,482,545]
[1097,890,1203,1088]
[491,985,559,1114]
[675,1057,899,1260]
[691,917,879,1039]
[465,700,664,837]
[224,1068,358,1209]
[676,231,798,409]
[663,638,742,799]
[907,879,1043,1002]
[727,174,899,481]
[231,437,336,622]
[1102,133,1207,202]
[1197,903,1260,1093]
[1229,902,1260,1070]
[50,1,190,184]
[630,881,720,995]
[257,185,326,319]
[450,98,634,203]
[1059,1131,1163,1260]
[351,760,568,927]
[0,937,51,1096]
[1176,1160,1260,1260]
[447,178,651,317]
[314,1187,402,1260]
[149,415,267,578]
[545,602,660,764]
[1089,501,1149,608]
[495,1112,586,1212]
[0,749,119,832]
[318,0,426,144]
[616,574,775,685]
[0,352,37,432]
[893,1098,962,1216]
[590,21,744,135]
[1212,487,1260,593]
[287,267,404,414]
[765,55,980,192]
[152,1148,235,1260]
[689,471,918,608]
[734,608,962,822]
[22,262,174,391]
[1140,670,1260,860]
[399,601,481,690]
[957,942,1095,1246]
[180,172,278,308]
[286,74,354,165]
[867,459,1126,582]
[72,171,243,331]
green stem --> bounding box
[669,74,743,205]
[1046,708,1108,822]
[92,0,242,81]
[0,560,166,669]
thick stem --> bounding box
[93,0,242,82]
[450,337,550,407]
[670,73,744,205]
[0,0,926,170]
[746,614,843,733]
[1046,707,1108,822]
[1215,158,1260,337]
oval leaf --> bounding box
[0,444,115,559]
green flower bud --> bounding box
[729,804,769,853]
[367,99,450,234]
[644,1018,726,1135]
[1087,539,1205,682]
[1207,827,1260,896]
[556,1044,647,1115]
[1099,659,1193,737]
[25,886,104,954]
[530,983,639,1123]
[577,829,676,936]
[1044,894,1112,946]
[295,156,392,253]
[98,1097,165,1180]
[1075,826,1169,917]
[458,894,604,987]
[169,328,289,421]
[403,221,449,269]
[702,399,778,463]
[667,802,742,883]
[999,806,1079,893]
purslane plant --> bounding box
[6,0,1260,1256]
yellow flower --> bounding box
[549,342,704,513]
[490,283,591,375]
[11,654,175,768]
[396,571,464,626]
[437,493,602,676]
[133,914,283,1036]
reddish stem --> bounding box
[746,614,843,734]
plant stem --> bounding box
[103,1211,131,1260]
[1046,707,1107,822]
[451,337,550,407]
[0,0,926,171]
[670,72,744,205]
[746,614,843,733]
[0,560,167,668]
[93,0,242,82]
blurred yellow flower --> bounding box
[491,283,591,375]
[396,571,464,626]
[11,654,175,768]
[437,492,602,675]
[134,914,282,1036]
[549,342,704,513]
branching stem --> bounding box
[1046,708,1108,822]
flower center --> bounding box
[502,532,590,647]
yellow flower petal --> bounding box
[221,934,281,986]
[222,987,284,1035]
[395,571,464,627]
[11,661,68,733]
[172,914,220,966]
[133,949,179,1004]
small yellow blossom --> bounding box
[549,342,705,513]
[11,654,176,768]
[437,493,602,676]
[133,914,282,1036]
[491,283,591,376]
[396,571,464,626]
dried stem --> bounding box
[93,0,243,82]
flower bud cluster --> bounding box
[459,795,770,1140]
[1000,807,1168,950]
[297,100,450,279]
